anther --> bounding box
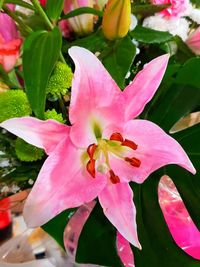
[87,143,97,159]
[125,157,141,167]
[110,132,124,142]
[86,159,96,178]
[122,139,138,150]
[109,170,120,184]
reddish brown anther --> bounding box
[86,159,96,178]
[122,139,138,150]
[110,132,124,142]
[125,157,141,167]
[109,170,120,184]
[87,143,97,159]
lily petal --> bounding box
[124,54,169,120]
[0,117,69,154]
[111,120,195,183]
[116,232,135,267]
[99,182,141,248]
[68,46,125,147]
[23,137,107,227]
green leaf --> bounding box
[46,0,64,21]
[76,202,123,266]
[23,27,62,119]
[60,7,103,21]
[131,170,200,267]
[62,30,107,54]
[130,26,173,44]
[132,4,170,16]
[176,58,200,88]
[42,208,76,249]
[167,123,200,229]
[101,36,136,89]
[146,83,200,131]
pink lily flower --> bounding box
[150,0,189,18]
[0,6,21,72]
[0,47,195,248]
[186,27,200,55]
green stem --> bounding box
[30,0,66,64]
[30,0,53,30]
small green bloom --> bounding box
[46,62,73,97]
[15,138,44,162]
[0,90,31,122]
[44,109,65,124]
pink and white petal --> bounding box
[99,182,141,249]
[23,137,107,227]
[117,232,135,267]
[70,106,124,148]
[0,117,69,155]
[116,119,195,184]
[68,46,125,125]
[123,54,169,120]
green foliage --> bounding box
[23,27,62,119]
[0,90,31,122]
[46,0,64,21]
[15,138,44,162]
[76,203,123,266]
[130,26,173,44]
[101,36,136,89]
[44,109,65,123]
[46,61,73,97]
[42,208,76,249]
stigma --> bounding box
[85,132,141,184]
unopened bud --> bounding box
[102,0,131,40]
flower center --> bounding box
[86,132,141,184]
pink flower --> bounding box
[63,0,94,35]
[151,0,189,17]
[186,27,200,55]
[39,0,46,6]
[0,7,21,72]
[0,47,195,248]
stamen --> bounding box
[87,143,97,159]
[110,132,124,142]
[109,170,120,184]
[122,139,138,150]
[86,159,96,178]
[125,157,141,167]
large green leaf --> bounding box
[23,27,62,119]
[130,26,173,44]
[146,83,200,131]
[42,208,76,249]
[175,58,200,89]
[167,123,200,229]
[131,169,200,267]
[46,0,64,20]
[101,36,136,89]
[76,202,123,267]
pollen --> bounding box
[86,159,96,178]
[125,157,141,167]
[109,170,120,184]
[110,132,124,142]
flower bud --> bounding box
[63,0,94,36]
[102,0,131,40]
